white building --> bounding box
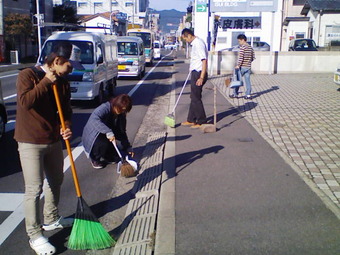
[53,0,149,26]
[79,11,128,35]
[194,0,283,51]
[193,0,340,52]
[300,0,340,48]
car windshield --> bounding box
[128,32,151,48]
[154,42,160,48]
[253,42,265,47]
[295,40,316,49]
[39,40,94,64]
[118,42,138,55]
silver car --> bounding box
[0,81,8,139]
[229,41,270,51]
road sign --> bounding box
[197,4,207,12]
[210,0,278,12]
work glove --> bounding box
[106,132,115,142]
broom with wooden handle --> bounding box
[52,84,115,250]
[164,72,191,128]
[112,141,138,177]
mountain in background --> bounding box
[152,9,185,34]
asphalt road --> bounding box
[0,50,175,255]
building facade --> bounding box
[68,0,149,26]
[2,0,53,61]
[193,0,340,52]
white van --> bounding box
[153,40,161,59]
[37,31,118,103]
[117,36,146,79]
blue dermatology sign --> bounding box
[210,0,278,12]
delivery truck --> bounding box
[37,31,118,103]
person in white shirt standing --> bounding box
[181,28,208,128]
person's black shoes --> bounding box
[91,160,104,169]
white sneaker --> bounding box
[29,236,56,255]
[42,216,74,231]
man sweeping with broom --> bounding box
[181,28,208,129]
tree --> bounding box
[53,5,79,24]
[4,13,34,58]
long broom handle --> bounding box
[170,72,191,114]
[112,141,123,160]
[52,84,82,198]
[214,82,217,126]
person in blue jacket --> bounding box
[82,94,133,169]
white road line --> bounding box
[0,73,19,79]
[0,53,169,245]
[4,94,17,101]
[0,193,24,211]
[128,51,173,97]
[0,143,84,245]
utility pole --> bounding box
[35,0,42,55]
[132,0,135,28]
[109,0,113,34]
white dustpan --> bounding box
[116,155,138,174]
[112,142,138,174]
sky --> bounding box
[149,0,191,12]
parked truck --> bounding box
[37,31,118,103]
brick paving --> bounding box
[211,73,340,207]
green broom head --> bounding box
[164,113,175,128]
[68,197,116,250]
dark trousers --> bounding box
[90,133,118,162]
[187,70,207,125]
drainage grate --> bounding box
[133,175,162,195]
[125,194,159,216]
[117,215,156,245]
[113,242,153,255]
[113,132,167,255]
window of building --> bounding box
[126,2,133,7]
[296,32,305,39]
[94,2,103,7]
[112,1,118,6]
[78,2,87,7]
[293,0,305,6]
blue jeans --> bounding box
[233,67,252,96]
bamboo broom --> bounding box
[52,84,115,250]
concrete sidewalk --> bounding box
[155,53,340,255]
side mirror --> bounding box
[97,56,103,64]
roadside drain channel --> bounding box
[113,131,167,255]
